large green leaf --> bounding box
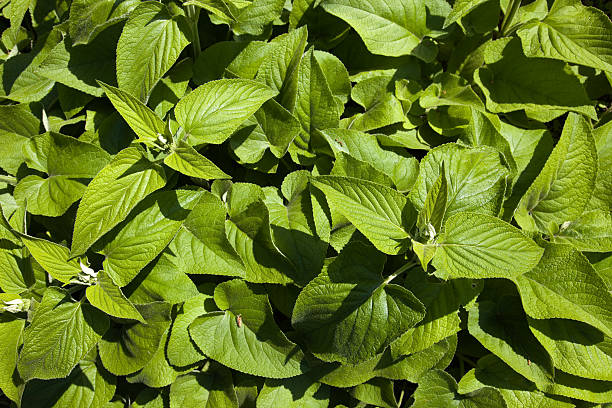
[513,243,612,338]
[409,143,509,227]
[71,146,166,258]
[529,318,612,381]
[0,314,24,402]
[98,190,202,287]
[170,368,238,408]
[312,176,416,255]
[98,302,171,376]
[257,375,329,408]
[18,287,110,381]
[588,120,612,212]
[474,38,597,119]
[116,1,189,101]
[468,298,555,389]
[432,212,544,279]
[321,0,427,57]
[515,113,597,233]
[175,79,276,145]
[69,0,139,45]
[517,0,612,72]
[292,242,425,364]
[20,351,116,408]
[166,293,214,367]
[189,279,308,378]
[38,25,120,96]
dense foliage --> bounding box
[0,0,612,407]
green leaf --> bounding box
[391,269,481,356]
[18,287,109,381]
[529,318,612,381]
[167,293,214,367]
[256,26,308,112]
[552,210,612,252]
[474,38,597,119]
[317,335,456,388]
[412,369,507,408]
[21,351,116,408]
[14,175,86,217]
[164,140,230,180]
[321,0,427,57]
[444,0,492,28]
[254,99,301,158]
[160,191,246,279]
[189,279,307,378]
[588,120,612,212]
[257,375,330,408]
[69,0,139,45]
[98,190,202,287]
[409,143,509,226]
[0,314,24,402]
[18,234,80,283]
[71,146,167,258]
[116,1,189,101]
[98,302,171,376]
[175,79,276,145]
[417,166,448,241]
[458,355,574,408]
[312,176,416,255]
[468,298,555,389]
[320,128,420,192]
[515,113,597,233]
[351,378,397,408]
[517,0,612,72]
[98,81,166,148]
[292,242,425,364]
[38,25,120,96]
[295,48,341,142]
[86,270,145,322]
[170,368,238,408]
[513,243,612,338]
[432,212,544,279]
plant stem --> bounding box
[186,5,201,60]
[384,261,418,285]
[499,0,522,37]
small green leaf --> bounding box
[164,140,230,180]
[86,270,145,322]
[98,81,166,147]
[18,234,80,283]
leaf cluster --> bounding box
[0,0,611,407]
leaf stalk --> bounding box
[499,0,522,36]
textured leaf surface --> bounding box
[292,243,425,363]
[175,79,277,145]
[432,212,544,279]
[71,147,166,257]
[116,1,189,101]
[18,287,109,381]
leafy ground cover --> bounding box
[1,0,612,407]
